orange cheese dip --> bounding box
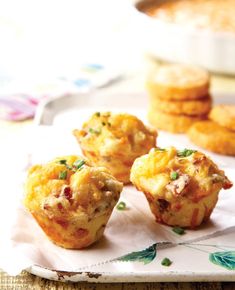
[143,0,235,33]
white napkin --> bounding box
[0,126,234,276]
[0,168,234,275]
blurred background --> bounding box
[0,0,140,79]
[0,0,235,123]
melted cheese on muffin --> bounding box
[24,155,123,248]
[130,147,232,228]
[73,112,157,183]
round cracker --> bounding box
[148,109,207,133]
[150,95,212,116]
[187,120,235,156]
[209,105,235,131]
[146,64,210,100]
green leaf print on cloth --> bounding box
[117,243,157,265]
[209,251,235,270]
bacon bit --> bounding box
[43,203,50,210]
[192,155,206,165]
[75,228,89,238]
[122,159,134,166]
[55,219,69,228]
[158,199,169,213]
[223,178,233,190]
[166,174,190,196]
[190,208,199,228]
[211,174,233,190]
[63,186,72,200]
[57,203,63,211]
[94,207,101,214]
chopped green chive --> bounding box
[59,170,67,180]
[154,147,166,152]
[170,171,179,180]
[58,159,85,173]
[88,128,101,134]
[73,159,85,170]
[95,112,100,117]
[58,160,72,170]
[161,257,172,266]
[116,201,126,210]
[172,226,185,235]
[177,149,196,157]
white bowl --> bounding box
[130,0,235,75]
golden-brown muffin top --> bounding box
[25,155,123,218]
[73,112,157,158]
[130,147,232,202]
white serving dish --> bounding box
[129,0,235,75]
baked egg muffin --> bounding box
[73,112,157,184]
[24,155,123,249]
[130,147,232,228]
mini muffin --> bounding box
[148,109,207,133]
[146,64,210,100]
[73,112,157,184]
[188,121,235,156]
[209,105,235,131]
[24,155,123,249]
[130,147,232,228]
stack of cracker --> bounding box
[147,64,212,133]
[188,105,235,156]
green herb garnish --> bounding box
[154,147,166,152]
[88,128,101,134]
[161,257,172,266]
[59,170,67,180]
[58,160,72,170]
[116,201,126,210]
[177,149,196,157]
[95,112,100,117]
[172,226,185,235]
[102,122,106,126]
[73,159,85,170]
[170,171,179,180]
